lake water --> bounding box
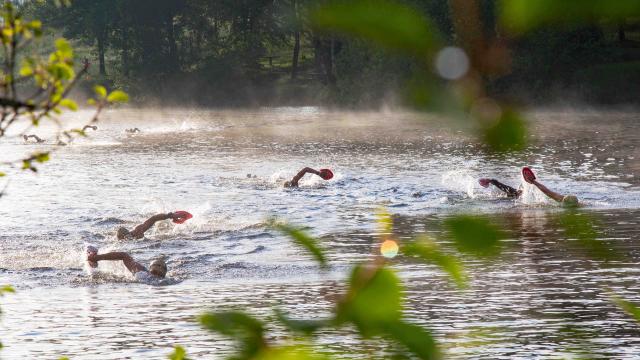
[0,108,639,359]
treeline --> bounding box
[23,0,640,107]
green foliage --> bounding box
[444,215,505,257]
[482,110,527,152]
[94,85,107,99]
[384,321,439,360]
[275,309,331,335]
[311,0,439,58]
[272,222,328,269]
[336,265,402,336]
[499,0,640,33]
[611,295,640,323]
[0,285,14,295]
[556,211,620,261]
[199,311,266,358]
[59,98,78,111]
[403,238,468,289]
[107,90,129,103]
[168,345,189,360]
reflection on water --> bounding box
[0,108,639,358]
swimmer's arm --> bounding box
[289,167,320,186]
[92,252,146,273]
[130,213,175,239]
[531,180,564,202]
[488,179,521,197]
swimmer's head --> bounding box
[562,195,579,208]
[149,259,167,278]
[117,227,130,240]
[319,168,334,180]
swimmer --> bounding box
[284,167,333,188]
[479,167,580,207]
[23,134,45,143]
[125,127,141,133]
[82,125,98,131]
[86,246,167,280]
[117,211,192,240]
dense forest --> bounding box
[22,0,640,107]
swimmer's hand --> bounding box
[86,247,98,268]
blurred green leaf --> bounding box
[274,222,328,269]
[376,207,393,235]
[34,152,49,163]
[199,311,265,357]
[59,98,78,111]
[0,172,5,177]
[107,90,129,103]
[0,285,14,295]
[500,0,640,34]
[611,294,640,323]
[482,110,527,153]
[384,321,440,360]
[254,346,331,360]
[199,310,264,339]
[87,98,96,106]
[19,63,33,77]
[337,265,402,336]
[168,345,189,360]
[94,85,107,98]
[444,216,505,257]
[403,238,468,289]
[311,0,439,57]
[54,38,72,58]
[274,309,331,335]
[556,212,619,261]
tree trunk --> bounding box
[291,31,300,79]
[121,29,129,76]
[290,0,300,80]
[97,33,107,76]
[619,24,626,42]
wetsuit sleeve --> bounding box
[289,167,320,187]
[130,213,172,239]
[489,179,520,198]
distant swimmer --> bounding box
[86,245,167,280]
[125,127,141,133]
[284,167,334,188]
[479,167,579,207]
[117,211,193,240]
[82,125,98,131]
[23,134,45,143]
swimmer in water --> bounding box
[82,125,98,131]
[86,246,167,280]
[479,167,580,207]
[125,127,141,133]
[284,167,334,188]
[23,134,45,143]
[117,211,192,240]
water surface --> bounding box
[0,108,639,358]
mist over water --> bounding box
[1,108,639,358]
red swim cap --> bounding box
[478,178,491,188]
[522,167,536,184]
[172,211,193,224]
[319,169,334,180]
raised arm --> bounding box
[488,179,521,198]
[286,167,320,187]
[91,252,146,274]
[129,213,175,239]
[531,180,565,202]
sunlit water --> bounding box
[0,108,639,359]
